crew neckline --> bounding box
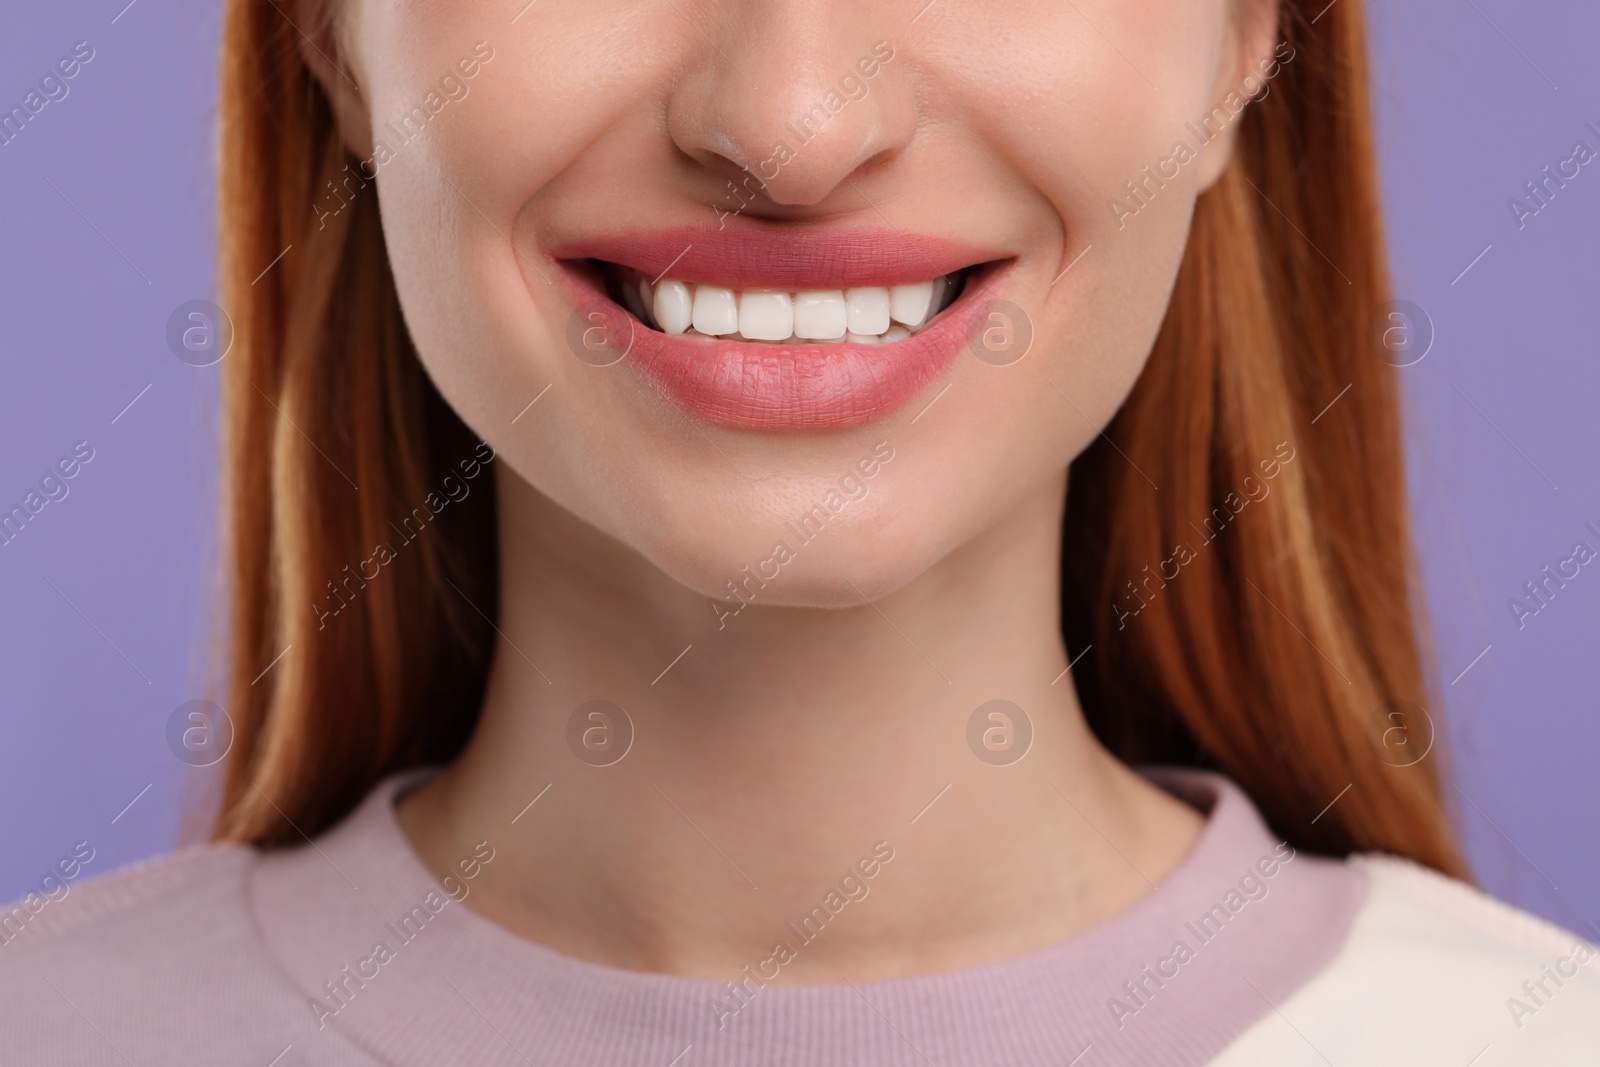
[249,767,1366,1066]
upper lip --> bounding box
[550,222,1008,291]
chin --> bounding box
[638,486,947,614]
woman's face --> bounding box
[321,0,1275,603]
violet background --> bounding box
[1,0,1595,936]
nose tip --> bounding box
[666,26,912,209]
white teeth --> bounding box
[653,279,693,334]
[637,278,655,326]
[691,285,739,336]
[793,290,848,340]
[628,272,961,343]
[738,290,794,341]
[889,281,934,328]
[844,287,891,336]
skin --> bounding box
[304,0,1279,980]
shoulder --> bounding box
[1210,853,1600,1064]
[0,844,376,1065]
[1,841,254,955]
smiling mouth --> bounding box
[547,226,1011,429]
[597,264,970,345]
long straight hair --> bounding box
[212,0,1463,875]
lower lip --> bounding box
[561,266,1002,431]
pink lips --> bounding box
[550,225,1007,431]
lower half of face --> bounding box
[355,0,1240,603]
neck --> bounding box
[397,466,1203,982]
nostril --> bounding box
[665,36,915,213]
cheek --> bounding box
[359,3,684,436]
[357,10,813,596]
[964,0,1225,249]
[936,0,1227,397]
[844,2,1235,575]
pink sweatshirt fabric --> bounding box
[0,769,1367,1065]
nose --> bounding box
[665,2,916,209]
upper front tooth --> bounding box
[793,291,847,340]
[652,278,953,339]
[653,279,693,334]
[889,281,934,328]
[738,290,794,341]
[691,285,739,336]
[845,288,891,335]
